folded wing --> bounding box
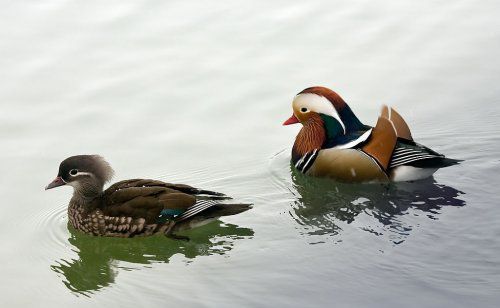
[101,179,224,224]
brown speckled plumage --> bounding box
[68,189,155,237]
[46,156,251,239]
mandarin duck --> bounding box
[45,155,251,239]
[283,86,461,182]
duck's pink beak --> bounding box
[283,114,299,125]
[45,176,65,190]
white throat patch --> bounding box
[293,93,346,133]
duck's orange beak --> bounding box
[283,114,299,125]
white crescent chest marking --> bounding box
[295,149,319,173]
[333,128,373,149]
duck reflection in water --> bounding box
[51,221,253,296]
[289,166,465,243]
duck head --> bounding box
[46,155,114,200]
[283,86,365,134]
[283,87,368,162]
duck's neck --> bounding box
[70,181,103,205]
[292,114,326,163]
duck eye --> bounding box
[69,169,78,176]
[301,107,308,113]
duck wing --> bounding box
[362,115,398,170]
[361,105,415,170]
[380,105,413,141]
[105,179,226,197]
[100,179,226,224]
[389,140,462,169]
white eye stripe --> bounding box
[293,93,346,134]
[76,171,93,176]
[69,170,93,177]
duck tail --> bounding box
[436,157,463,168]
[403,157,463,169]
[175,201,252,223]
[208,203,253,217]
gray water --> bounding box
[1,1,500,307]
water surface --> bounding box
[1,1,499,307]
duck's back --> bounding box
[69,179,225,237]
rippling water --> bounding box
[1,1,500,307]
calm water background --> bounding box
[1,1,499,307]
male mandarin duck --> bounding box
[45,155,251,239]
[283,86,461,182]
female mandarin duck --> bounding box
[283,86,461,182]
[45,155,251,239]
